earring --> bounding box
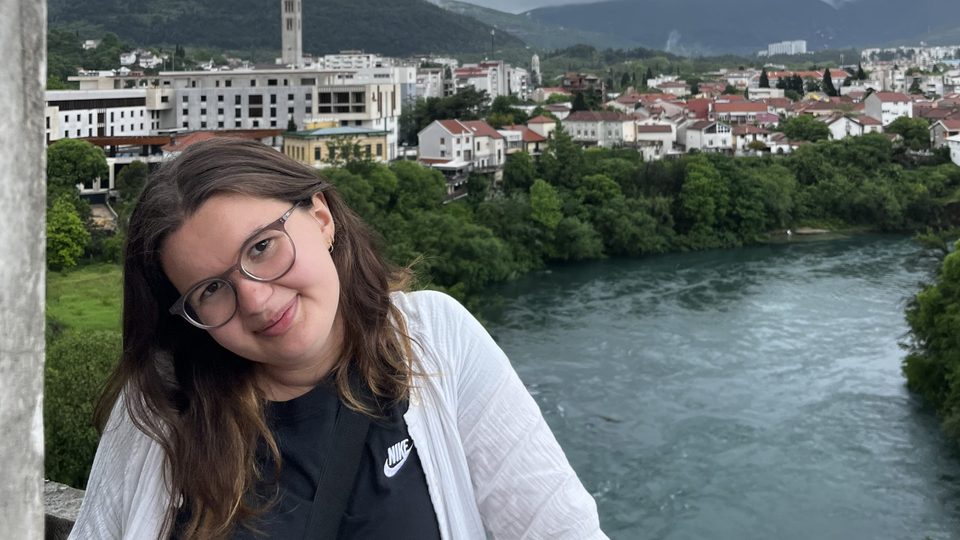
[328,235,335,253]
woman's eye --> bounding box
[200,281,221,300]
[249,238,272,258]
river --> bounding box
[479,235,960,540]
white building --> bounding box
[634,124,675,161]
[685,120,732,152]
[461,120,505,170]
[562,111,635,147]
[416,67,449,99]
[320,51,389,70]
[766,40,807,56]
[825,114,883,140]
[418,119,475,164]
[948,134,960,167]
[864,91,913,126]
[45,89,152,143]
[453,60,529,101]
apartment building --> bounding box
[45,89,153,143]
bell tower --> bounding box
[281,0,303,67]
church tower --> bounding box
[281,0,303,67]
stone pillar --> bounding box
[0,0,47,538]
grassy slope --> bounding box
[47,263,122,334]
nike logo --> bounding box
[383,438,413,478]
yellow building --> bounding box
[283,126,390,167]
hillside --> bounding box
[525,0,960,55]
[435,0,640,50]
[48,0,526,57]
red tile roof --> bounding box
[461,120,503,139]
[437,119,471,135]
[635,125,673,133]
[714,102,769,113]
[733,125,768,135]
[857,115,881,126]
[505,125,547,143]
[937,119,960,130]
[564,111,632,122]
[872,92,911,102]
[527,115,555,124]
[419,157,453,164]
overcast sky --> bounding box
[459,0,855,15]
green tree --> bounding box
[856,63,867,80]
[779,115,831,142]
[909,78,923,95]
[885,116,931,151]
[571,92,589,112]
[503,152,537,194]
[47,194,91,271]
[822,68,838,97]
[47,139,109,204]
[114,160,148,228]
[529,179,563,230]
[759,68,770,88]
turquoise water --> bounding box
[481,235,960,540]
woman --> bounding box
[70,138,605,539]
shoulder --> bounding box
[390,289,473,337]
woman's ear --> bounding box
[309,192,335,236]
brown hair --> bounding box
[95,138,413,539]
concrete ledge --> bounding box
[44,479,83,538]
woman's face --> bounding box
[161,192,342,380]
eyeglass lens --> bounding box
[183,230,296,327]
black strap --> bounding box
[303,393,371,540]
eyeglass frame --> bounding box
[168,201,302,329]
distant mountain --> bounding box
[434,0,641,50]
[524,0,960,55]
[47,0,526,57]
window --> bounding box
[182,122,188,128]
[270,95,277,104]
[200,121,207,128]
[288,94,294,101]
[376,143,382,157]
[225,80,232,87]
[270,120,277,127]
[235,120,242,128]
[250,80,257,87]
[218,108,224,115]
[218,121,224,128]
[267,79,278,87]
[288,107,294,114]
[440,150,445,157]
[120,111,125,118]
[365,145,371,157]
[305,106,312,114]
[440,137,445,145]
[455,138,460,144]
[235,95,242,105]
[218,95,224,102]
[182,95,189,103]
[252,120,259,127]
[110,112,115,121]
[200,95,207,102]
[201,109,207,116]
[314,148,321,161]
[161,96,169,103]
[270,108,277,117]
[249,95,263,105]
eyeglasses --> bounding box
[169,202,301,329]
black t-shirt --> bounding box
[174,382,441,539]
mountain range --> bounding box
[47,0,525,57]
[522,0,960,55]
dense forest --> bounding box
[47,0,524,57]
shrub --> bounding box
[45,330,120,488]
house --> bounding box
[531,87,571,103]
[732,125,772,155]
[685,98,714,120]
[931,119,960,148]
[948,134,960,167]
[685,120,733,153]
[500,124,547,155]
[418,119,475,163]
[711,101,771,124]
[526,115,557,140]
[864,92,913,126]
[634,124,675,161]
[825,115,863,140]
[282,126,389,167]
[562,110,635,147]
[541,104,571,121]
[460,120,505,170]
[656,81,690,97]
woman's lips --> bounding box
[259,296,298,337]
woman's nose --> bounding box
[233,276,274,316]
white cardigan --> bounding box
[69,290,606,539]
